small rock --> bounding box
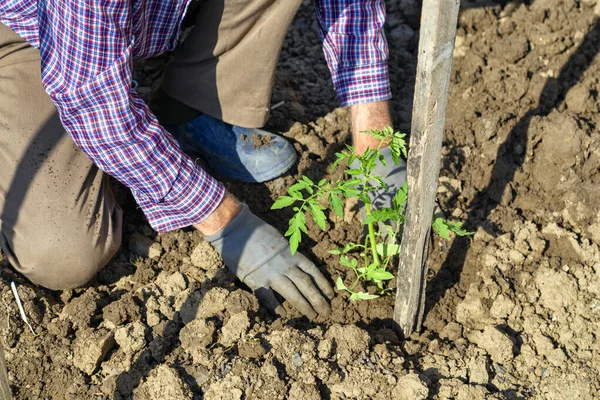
[129,233,163,259]
[220,312,250,347]
[102,295,142,326]
[115,321,148,354]
[179,318,216,350]
[224,290,259,315]
[288,382,321,400]
[134,365,192,399]
[393,373,428,400]
[325,324,370,366]
[439,322,463,341]
[489,294,516,320]
[73,328,115,375]
[61,290,101,329]
[180,288,229,323]
[317,338,334,359]
[547,347,568,366]
[473,326,515,364]
[237,339,268,358]
[467,356,489,385]
[532,332,554,356]
[190,240,223,270]
[292,352,303,368]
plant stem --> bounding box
[364,202,380,266]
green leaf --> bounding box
[308,203,327,231]
[432,217,450,239]
[376,243,401,258]
[289,228,301,255]
[340,256,358,269]
[318,179,326,187]
[329,242,359,255]
[271,196,296,209]
[285,211,307,237]
[345,169,363,176]
[369,269,395,281]
[393,182,408,211]
[331,152,348,172]
[335,277,347,291]
[343,188,361,198]
[350,292,380,301]
[287,187,303,200]
[328,193,344,219]
[446,221,474,236]
[342,178,362,187]
[363,208,398,225]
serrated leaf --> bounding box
[432,217,450,239]
[342,178,363,187]
[350,292,380,301]
[376,243,401,258]
[340,256,358,269]
[318,179,326,187]
[393,182,408,211]
[343,188,361,197]
[271,196,296,209]
[289,228,301,255]
[363,208,397,225]
[369,269,395,281]
[329,193,344,219]
[335,277,347,291]
[288,188,303,200]
[301,175,314,185]
[331,152,348,171]
[308,203,327,231]
[345,169,363,176]
[446,221,474,236]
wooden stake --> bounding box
[393,0,460,337]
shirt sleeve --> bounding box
[37,0,225,232]
[314,0,392,106]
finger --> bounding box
[271,276,317,320]
[254,287,286,318]
[295,255,335,300]
[286,267,331,317]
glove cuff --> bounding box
[204,203,251,243]
[204,204,288,280]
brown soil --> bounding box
[1,0,599,399]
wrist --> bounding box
[351,101,393,155]
[194,191,242,236]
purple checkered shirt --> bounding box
[0,0,391,232]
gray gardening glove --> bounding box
[351,146,407,240]
[205,204,334,319]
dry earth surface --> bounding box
[0,0,599,399]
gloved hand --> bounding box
[351,146,407,239]
[205,204,334,319]
[357,146,407,211]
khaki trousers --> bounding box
[0,0,301,290]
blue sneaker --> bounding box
[166,114,297,183]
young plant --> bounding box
[272,127,471,300]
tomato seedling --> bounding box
[272,128,471,300]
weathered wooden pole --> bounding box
[393,0,460,337]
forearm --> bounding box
[351,100,393,155]
[194,192,242,236]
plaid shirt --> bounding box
[0,0,391,232]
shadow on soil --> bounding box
[425,19,600,316]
